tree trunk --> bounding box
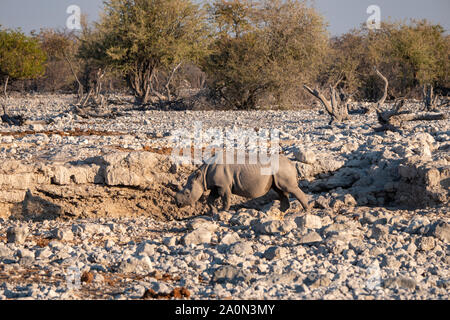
[2,75,9,115]
[64,53,84,102]
[376,99,446,132]
[303,84,350,124]
[365,68,388,114]
[128,61,156,105]
[165,62,182,101]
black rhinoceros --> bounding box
[175,153,311,213]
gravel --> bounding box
[0,94,448,300]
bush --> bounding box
[79,0,210,104]
[37,29,83,94]
[0,27,46,97]
[325,19,450,101]
[203,0,329,109]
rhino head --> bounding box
[175,169,205,208]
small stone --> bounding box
[371,225,389,240]
[418,237,435,251]
[315,196,330,209]
[230,211,256,227]
[188,218,218,232]
[228,241,253,257]
[348,239,364,254]
[330,199,345,211]
[163,237,177,247]
[263,246,287,261]
[135,241,156,256]
[182,229,212,246]
[0,244,13,259]
[405,217,431,235]
[252,219,296,235]
[294,148,316,164]
[361,212,378,225]
[212,265,252,284]
[344,194,357,207]
[306,274,332,289]
[295,246,306,256]
[35,247,52,260]
[118,255,153,275]
[52,228,74,241]
[381,255,401,269]
[105,240,115,251]
[300,231,323,244]
[296,214,322,229]
[326,239,347,254]
[17,248,34,259]
[7,226,28,244]
[405,242,417,255]
[220,232,240,245]
[383,276,417,290]
[72,223,111,235]
[432,221,450,243]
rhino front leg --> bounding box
[218,187,231,211]
[207,188,220,214]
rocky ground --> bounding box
[0,94,448,300]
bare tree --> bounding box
[422,84,449,111]
[303,83,351,125]
[365,68,388,114]
[372,69,447,131]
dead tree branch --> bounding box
[376,99,446,132]
[303,84,350,125]
[365,68,388,114]
[423,84,449,111]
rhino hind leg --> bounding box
[275,180,311,211]
[291,187,311,211]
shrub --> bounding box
[203,0,329,109]
[0,27,46,97]
[78,0,210,104]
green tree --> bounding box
[79,0,210,104]
[329,20,449,100]
[204,0,329,109]
[0,27,46,98]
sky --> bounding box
[0,0,449,36]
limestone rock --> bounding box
[7,226,28,244]
[118,255,153,275]
[300,231,322,244]
[294,148,316,164]
[212,265,253,284]
[182,229,212,246]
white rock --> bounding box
[294,148,316,164]
[297,214,322,229]
[182,229,212,246]
[118,255,153,275]
[220,232,240,245]
[7,226,28,244]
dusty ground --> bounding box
[0,94,448,300]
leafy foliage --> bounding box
[0,27,46,83]
[323,19,450,100]
[78,0,210,104]
[203,0,329,109]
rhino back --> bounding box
[206,162,273,198]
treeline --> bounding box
[0,0,448,109]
